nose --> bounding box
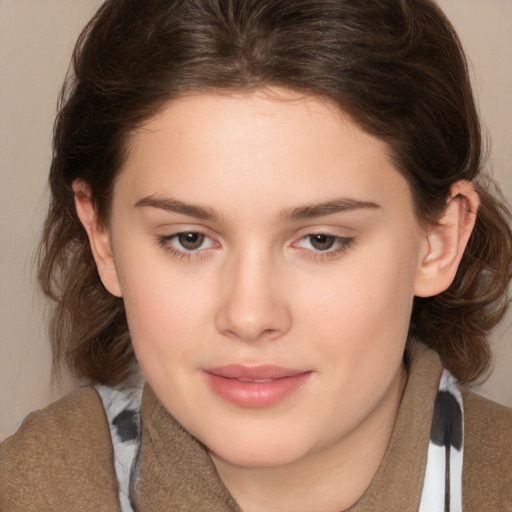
[215,249,292,343]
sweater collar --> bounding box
[347,343,443,511]
[137,384,243,511]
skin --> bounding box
[75,89,478,511]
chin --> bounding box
[204,429,312,469]
[210,447,302,469]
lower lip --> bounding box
[202,371,312,408]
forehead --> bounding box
[115,88,412,219]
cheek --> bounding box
[297,234,418,365]
[116,250,214,368]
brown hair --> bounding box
[39,0,512,386]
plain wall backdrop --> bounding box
[1,0,511,440]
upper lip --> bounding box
[204,365,308,381]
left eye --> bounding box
[297,234,352,252]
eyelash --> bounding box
[156,232,355,261]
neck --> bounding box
[211,366,407,512]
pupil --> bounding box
[311,234,335,250]
[178,232,204,250]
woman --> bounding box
[1,0,511,510]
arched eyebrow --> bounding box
[135,196,218,221]
[135,195,380,222]
[280,198,381,220]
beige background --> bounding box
[1,0,511,441]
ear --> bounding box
[72,179,122,297]
[414,180,479,298]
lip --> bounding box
[202,365,312,408]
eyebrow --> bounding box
[280,198,381,220]
[134,195,381,222]
[135,196,218,221]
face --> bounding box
[105,89,429,469]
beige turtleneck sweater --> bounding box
[1,344,511,511]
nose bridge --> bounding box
[215,242,291,342]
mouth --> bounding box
[202,365,312,408]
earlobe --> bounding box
[72,180,122,297]
[414,180,479,298]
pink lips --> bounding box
[202,365,312,408]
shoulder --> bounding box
[461,388,512,508]
[0,386,119,512]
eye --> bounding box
[294,233,354,258]
[157,230,216,258]
[177,232,207,250]
[306,234,337,251]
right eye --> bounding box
[175,232,207,250]
[157,231,216,259]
